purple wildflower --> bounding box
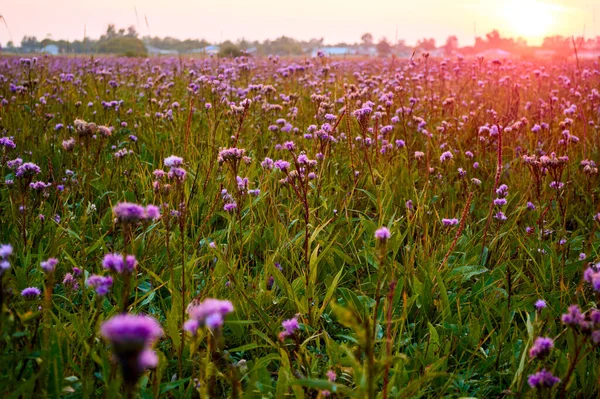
[0,137,16,149]
[113,202,145,223]
[144,205,161,220]
[100,314,162,384]
[183,319,200,335]
[529,337,554,359]
[528,369,560,389]
[63,273,79,291]
[7,158,22,170]
[562,305,585,326]
[279,317,300,341]
[283,141,296,151]
[261,157,274,169]
[494,212,507,221]
[326,370,337,382]
[41,258,58,273]
[102,253,137,274]
[164,155,184,168]
[440,151,453,162]
[21,287,41,299]
[493,198,507,207]
[186,298,234,332]
[442,218,459,226]
[15,162,41,178]
[101,314,162,347]
[534,299,547,311]
[496,184,509,197]
[374,227,391,242]
[274,160,290,171]
[0,244,13,259]
[87,275,113,296]
[224,203,237,212]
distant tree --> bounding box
[103,25,117,40]
[6,41,15,50]
[126,26,138,38]
[20,36,40,52]
[444,35,458,56]
[472,30,527,53]
[96,25,147,56]
[256,36,303,56]
[71,40,85,53]
[485,30,502,48]
[361,33,373,46]
[219,41,242,58]
[416,38,436,51]
[541,36,570,52]
[376,37,392,56]
[237,38,251,50]
[40,38,53,48]
[394,40,411,54]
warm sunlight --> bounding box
[502,0,556,43]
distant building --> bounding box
[423,48,446,58]
[476,48,513,59]
[146,45,178,55]
[578,50,600,59]
[533,49,557,59]
[200,45,220,55]
[311,47,356,57]
[41,44,59,55]
[356,46,378,57]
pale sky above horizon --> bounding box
[1,0,597,47]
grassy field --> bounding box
[1,53,600,398]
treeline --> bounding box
[5,25,600,57]
[11,25,148,56]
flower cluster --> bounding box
[113,202,160,224]
[102,253,137,274]
[374,227,391,243]
[21,287,41,299]
[218,147,246,165]
[184,298,234,334]
[0,244,12,276]
[41,258,58,273]
[528,369,560,389]
[87,275,113,296]
[164,155,187,182]
[100,314,162,385]
[279,317,300,341]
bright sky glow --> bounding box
[0,0,595,47]
[501,0,559,42]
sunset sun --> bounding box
[502,0,556,42]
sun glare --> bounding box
[502,0,555,43]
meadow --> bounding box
[1,53,599,398]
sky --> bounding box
[0,0,597,47]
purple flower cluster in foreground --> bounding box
[528,369,560,389]
[100,314,162,384]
